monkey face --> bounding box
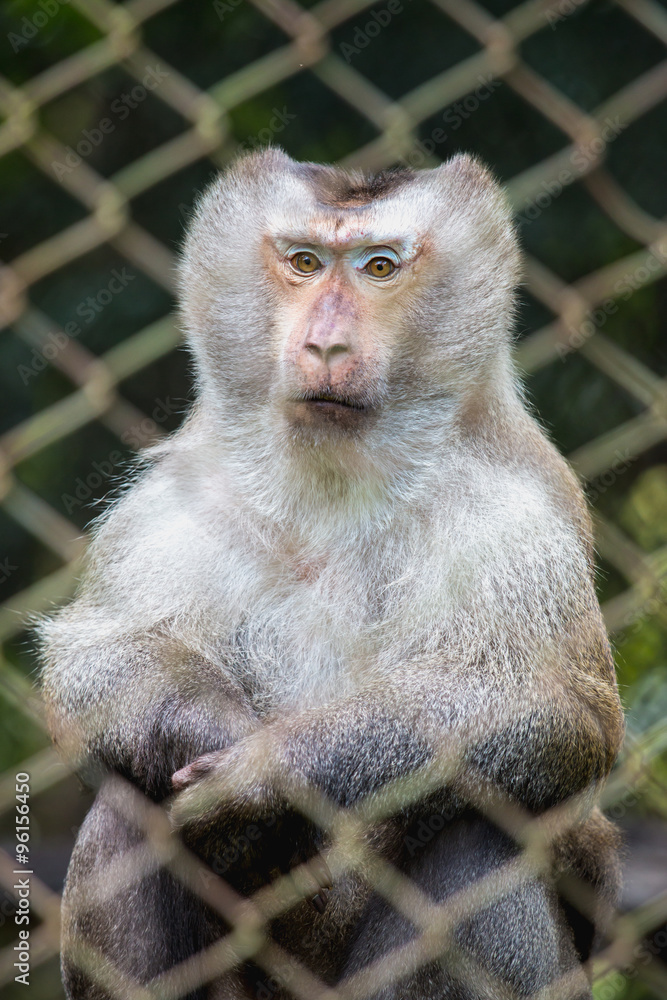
[179,149,520,447]
[266,226,424,433]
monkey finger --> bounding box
[171,768,194,791]
[310,888,329,914]
[280,857,332,910]
[172,750,225,790]
[305,854,333,891]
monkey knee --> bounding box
[344,886,589,1000]
[458,882,589,996]
[345,818,590,998]
[416,821,588,994]
[63,783,216,991]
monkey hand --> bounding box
[170,733,282,823]
[170,731,333,911]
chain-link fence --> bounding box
[0,0,666,996]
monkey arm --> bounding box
[171,642,624,828]
[41,633,260,801]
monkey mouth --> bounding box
[302,392,367,412]
[288,391,371,429]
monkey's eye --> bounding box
[365,257,395,279]
[291,252,322,274]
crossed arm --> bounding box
[41,635,261,800]
[42,619,623,826]
[169,654,623,832]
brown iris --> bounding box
[291,252,321,274]
[366,257,395,278]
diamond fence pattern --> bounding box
[0,0,666,996]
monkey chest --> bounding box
[223,569,380,712]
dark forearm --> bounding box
[42,639,260,800]
[273,668,623,814]
[94,688,258,799]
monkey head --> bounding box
[179,149,520,467]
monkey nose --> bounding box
[304,339,351,366]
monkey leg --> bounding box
[341,811,591,1000]
[60,780,246,1000]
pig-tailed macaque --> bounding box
[40,149,624,999]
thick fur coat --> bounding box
[40,150,624,1000]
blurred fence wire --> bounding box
[0,0,667,996]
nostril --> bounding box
[326,344,349,358]
[304,341,350,362]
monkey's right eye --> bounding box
[290,252,322,274]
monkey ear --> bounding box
[229,145,297,177]
[436,152,504,200]
[427,153,520,276]
[433,153,516,232]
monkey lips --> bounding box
[289,390,370,429]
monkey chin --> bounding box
[286,397,372,432]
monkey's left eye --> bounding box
[291,252,322,274]
[365,257,395,279]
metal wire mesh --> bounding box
[1,0,666,996]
